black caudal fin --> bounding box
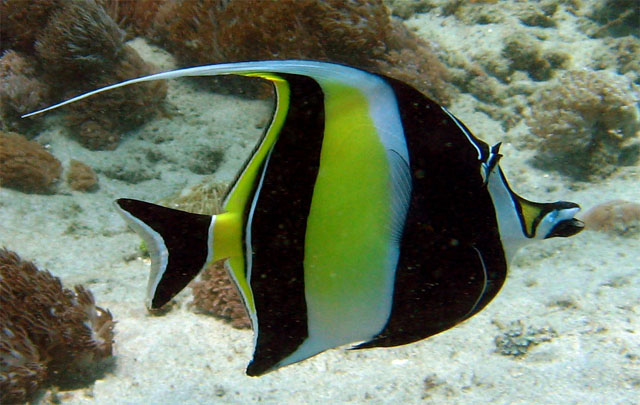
[114,198,214,309]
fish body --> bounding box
[25,61,584,376]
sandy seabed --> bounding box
[1,2,638,404]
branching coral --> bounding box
[526,70,640,180]
[190,260,251,330]
[0,131,62,193]
[0,248,115,403]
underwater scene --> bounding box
[1,0,638,403]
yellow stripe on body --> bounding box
[304,82,394,345]
[212,74,291,315]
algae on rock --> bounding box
[526,70,640,180]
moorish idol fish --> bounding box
[24,60,584,376]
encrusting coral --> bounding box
[526,70,640,180]
[0,248,115,403]
[0,130,62,193]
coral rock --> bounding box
[0,131,62,193]
[527,70,640,180]
[581,200,640,236]
[0,249,115,403]
[190,260,251,330]
[67,159,99,191]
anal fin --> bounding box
[114,198,214,309]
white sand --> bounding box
[1,1,638,403]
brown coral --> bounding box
[190,260,251,330]
[0,248,115,403]
[0,0,63,54]
[0,131,62,193]
[527,70,640,180]
[0,320,46,404]
[0,50,49,133]
[67,159,99,191]
[33,0,167,150]
[581,200,640,236]
[145,0,451,104]
[97,0,164,39]
[6,0,168,150]
[61,45,168,150]
[35,0,126,82]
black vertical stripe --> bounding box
[358,77,507,348]
[246,75,325,376]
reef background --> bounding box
[1,0,638,403]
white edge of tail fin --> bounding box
[113,201,168,309]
